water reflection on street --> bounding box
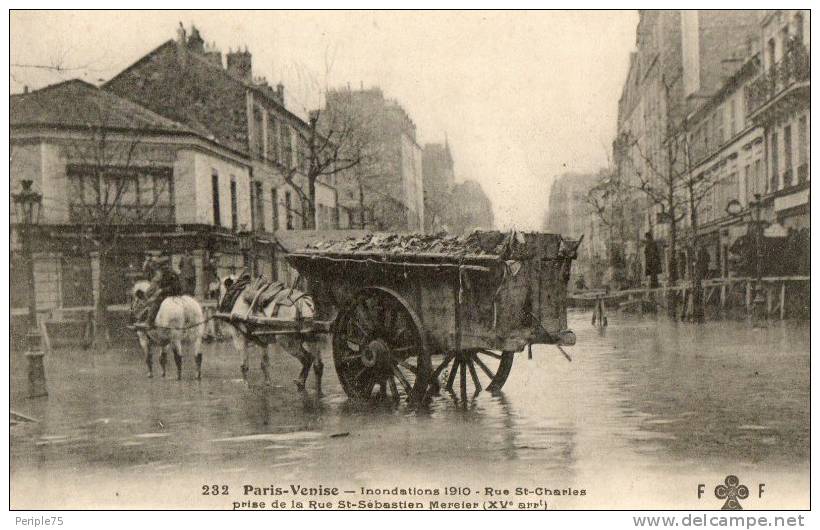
[11,311,809,509]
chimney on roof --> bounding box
[276,82,284,104]
[187,24,205,53]
[202,41,223,68]
[23,85,29,94]
[176,22,188,66]
[176,22,186,44]
[226,47,252,83]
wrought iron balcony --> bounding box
[745,44,810,117]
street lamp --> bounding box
[12,179,47,397]
[726,194,766,327]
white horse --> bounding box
[131,280,206,380]
[218,274,324,395]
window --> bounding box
[285,190,293,230]
[280,125,292,167]
[230,177,238,230]
[268,115,279,163]
[795,12,805,45]
[66,164,173,224]
[768,38,776,71]
[271,188,279,230]
[753,159,763,198]
[255,181,264,230]
[770,132,779,191]
[797,115,808,183]
[728,99,736,137]
[252,106,265,158]
[296,134,307,174]
[743,164,751,205]
[783,125,793,186]
[714,112,723,147]
[704,119,711,152]
[780,26,790,61]
[249,180,255,230]
[211,170,221,226]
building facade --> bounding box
[422,139,455,232]
[543,172,609,288]
[11,79,253,311]
[613,10,767,284]
[104,25,341,272]
[681,55,766,279]
[745,10,810,232]
[324,86,425,231]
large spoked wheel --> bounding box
[332,287,431,402]
[431,349,515,402]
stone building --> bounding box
[682,55,766,279]
[422,139,455,232]
[744,10,810,232]
[613,10,762,284]
[10,79,252,311]
[543,172,608,288]
[685,9,810,280]
[324,86,424,231]
[446,180,494,235]
[104,25,341,280]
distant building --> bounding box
[104,25,341,279]
[447,180,494,235]
[543,172,608,287]
[10,79,251,310]
[324,87,424,231]
[422,139,455,232]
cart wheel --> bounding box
[431,349,515,402]
[332,287,430,403]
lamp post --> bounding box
[726,194,766,327]
[12,180,47,397]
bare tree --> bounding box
[616,75,688,318]
[15,81,172,345]
[280,107,370,229]
[278,53,379,230]
[585,167,638,288]
[677,120,730,323]
[616,75,729,321]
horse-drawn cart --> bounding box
[217,230,579,402]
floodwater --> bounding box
[10,311,810,509]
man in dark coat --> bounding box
[137,255,183,327]
[644,232,661,288]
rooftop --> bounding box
[11,79,196,134]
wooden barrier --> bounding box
[569,276,809,320]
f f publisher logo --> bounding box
[714,475,749,510]
[697,475,765,509]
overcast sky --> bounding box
[11,10,639,230]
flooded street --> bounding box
[11,311,809,509]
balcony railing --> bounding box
[745,44,810,116]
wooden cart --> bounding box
[274,230,579,403]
